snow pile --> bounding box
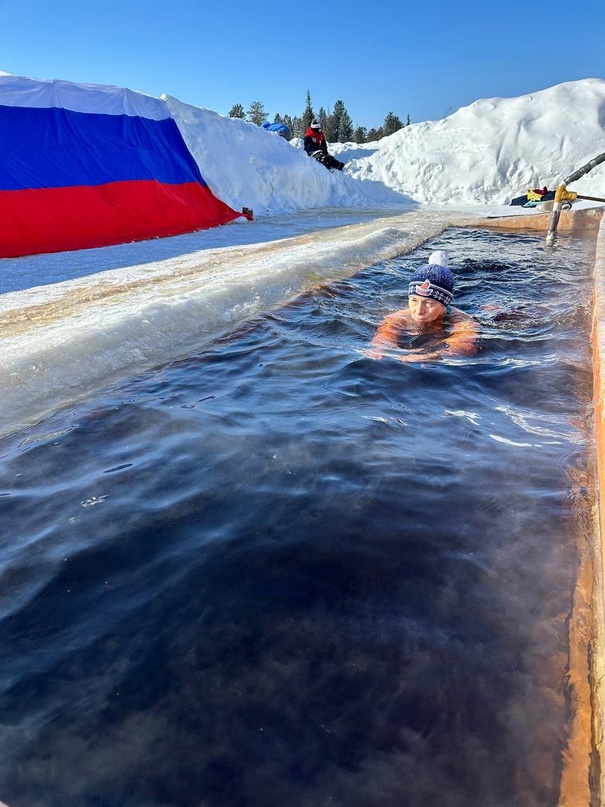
[164,95,408,215]
[166,79,605,213]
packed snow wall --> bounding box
[0,75,241,258]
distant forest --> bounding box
[228,90,411,144]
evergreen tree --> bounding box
[301,90,315,131]
[318,106,329,132]
[247,101,267,125]
[327,99,353,143]
[228,103,245,119]
[366,127,384,142]
[229,98,408,140]
[338,102,354,143]
[291,116,303,137]
[383,112,403,136]
[323,111,335,142]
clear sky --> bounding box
[3,0,604,129]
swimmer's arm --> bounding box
[398,310,478,362]
[366,308,478,362]
[367,311,409,357]
[443,310,478,357]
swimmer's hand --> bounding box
[398,352,435,363]
[363,346,435,363]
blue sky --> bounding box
[3,0,604,128]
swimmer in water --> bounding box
[368,251,478,362]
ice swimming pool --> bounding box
[0,223,599,806]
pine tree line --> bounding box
[227,90,411,144]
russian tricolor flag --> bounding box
[0,75,241,259]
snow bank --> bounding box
[167,79,605,212]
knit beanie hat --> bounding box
[408,264,454,306]
[311,119,321,129]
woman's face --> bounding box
[408,295,447,325]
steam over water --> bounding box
[0,228,595,806]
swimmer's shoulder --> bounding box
[448,305,476,323]
[384,308,412,327]
[448,307,479,339]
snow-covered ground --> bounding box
[2,76,605,437]
[166,78,605,214]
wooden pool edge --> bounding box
[457,206,605,807]
[589,208,605,807]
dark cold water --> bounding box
[0,228,596,807]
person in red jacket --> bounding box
[303,119,345,171]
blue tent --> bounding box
[261,122,292,142]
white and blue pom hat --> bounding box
[408,250,454,306]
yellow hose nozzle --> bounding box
[554,185,578,203]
